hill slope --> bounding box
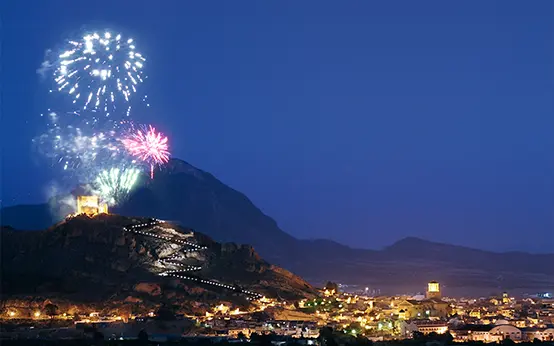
[2,159,554,294]
[1,214,317,307]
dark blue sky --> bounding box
[2,1,553,252]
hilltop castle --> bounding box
[76,195,108,216]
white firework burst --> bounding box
[52,31,148,116]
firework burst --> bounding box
[52,31,148,116]
[35,30,171,189]
[95,167,141,205]
[122,125,170,179]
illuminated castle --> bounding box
[426,280,441,299]
[76,195,108,216]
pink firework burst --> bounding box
[122,125,170,179]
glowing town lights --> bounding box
[34,311,41,318]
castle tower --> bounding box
[426,280,441,299]
[76,196,108,216]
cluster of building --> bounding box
[202,319,319,339]
[304,281,554,342]
[178,281,554,342]
[2,282,553,343]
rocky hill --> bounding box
[1,214,317,311]
[2,159,554,295]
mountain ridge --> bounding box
[2,158,553,294]
[383,236,553,255]
[4,206,551,257]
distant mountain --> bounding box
[1,202,59,230]
[1,214,316,309]
[2,159,553,294]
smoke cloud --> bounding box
[36,49,53,79]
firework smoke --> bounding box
[33,110,133,182]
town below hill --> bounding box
[1,280,553,343]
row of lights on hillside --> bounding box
[127,220,263,299]
[162,267,202,275]
[164,272,263,299]
[125,222,206,249]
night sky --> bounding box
[2,1,553,253]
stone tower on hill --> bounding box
[426,280,441,299]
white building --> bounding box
[522,328,554,342]
[452,322,522,342]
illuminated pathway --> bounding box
[124,221,207,250]
[123,219,263,299]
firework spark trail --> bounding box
[122,125,170,179]
[52,31,148,117]
[95,167,140,205]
